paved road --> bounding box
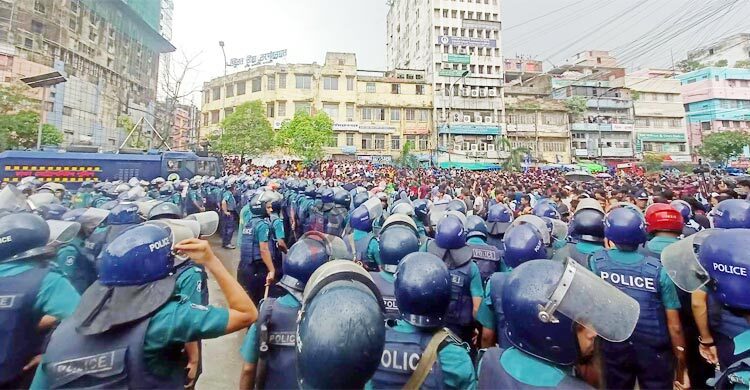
[196,233,244,390]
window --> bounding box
[327,135,338,147]
[278,101,287,117]
[31,20,43,34]
[347,76,354,91]
[236,81,246,95]
[418,136,428,150]
[226,84,234,97]
[366,83,376,93]
[70,0,79,13]
[295,101,311,114]
[701,122,711,131]
[346,103,355,121]
[267,75,276,90]
[416,84,425,95]
[203,113,208,126]
[34,0,45,13]
[251,77,261,92]
[362,134,373,149]
[390,108,401,121]
[278,74,287,88]
[405,109,416,121]
[418,109,429,122]
[323,103,339,118]
[323,76,339,90]
[267,102,274,118]
[391,135,400,150]
[296,74,312,89]
[24,38,33,49]
[374,135,386,149]
[210,110,220,124]
[391,84,401,94]
[225,107,234,116]
[361,107,386,121]
[63,106,72,116]
[212,87,221,100]
[346,133,355,146]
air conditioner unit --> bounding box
[480,88,488,97]
[474,113,482,121]
[452,113,462,122]
[471,89,480,98]
[461,88,470,97]
[488,89,497,97]
[484,116,492,123]
[458,47,468,55]
[486,135,494,140]
[463,115,471,122]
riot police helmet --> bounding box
[465,215,489,240]
[712,199,750,229]
[395,252,451,328]
[435,214,466,250]
[107,203,141,225]
[503,223,547,268]
[604,207,648,248]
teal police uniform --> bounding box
[0,259,81,322]
[365,320,478,390]
[240,293,300,364]
[221,189,238,247]
[643,236,678,256]
[552,241,604,267]
[54,237,96,295]
[477,346,578,388]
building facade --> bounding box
[612,69,689,161]
[687,33,750,68]
[386,0,504,165]
[0,0,173,150]
[199,52,433,163]
[677,67,750,151]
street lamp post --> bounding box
[21,71,67,150]
[446,70,470,163]
[219,41,228,136]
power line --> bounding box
[504,0,588,31]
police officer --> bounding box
[371,215,422,322]
[369,252,477,389]
[426,214,484,343]
[102,202,141,247]
[670,199,703,236]
[326,188,350,237]
[296,185,317,238]
[532,201,561,220]
[221,180,238,249]
[412,199,430,238]
[641,203,684,258]
[31,226,257,389]
[0,212,81,388]
[712,199,750,229]
[633,188,650,212]
[552,198,606,267]
[186,179,206,215]
[238,233,334,389]
[590,207,688,390]
[477,259,640,389]
[345,198,383,271]
[238,191,276,305]
[266,191,287,287]
[465,215,503,284]
[56,208,109,294]
[484,203,513,251]
[477,223,548,349]
[71,181,95,208]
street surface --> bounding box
[196,232,243,390]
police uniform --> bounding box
[467,236,504,285]
[345,228,380,271]
[639,236,678,259]
[0,259,80,387]
[54,237,96,294]
[221,189,238,247]
[186,188,204,215]
[370,271,399,322]
[476,272,513,349]
[478,347,592,389]
[238,206,271,305]
[553,241,604,268]
[240,293,300,389]
[589,248,681,389]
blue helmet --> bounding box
[107,203,141,225]
[569,209,605,242]
[297,262,385,389]
[486,203,514,235]
[349,198,383,233]
[148,202,183,220]
[465,215,489,240]
[412,199,429,220]
[670,200,693,220]
[533,202,561,219]
[321,188,335,204]
[395,252,451,328]
[713,199,750,229]
[280,235,331,298]
[304,185,317,198]
[697,229,750,310]
[503,223,547,268]
[37,203,69,220]
[604,207,647,247]
[97,224,174,286]
[435,214,466,250]
[353,192,370,209]
[446,200,467,215]
[333,189,351,209]
[0,213,50,262]
[378,225,420,273]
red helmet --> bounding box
[645,204,684,233]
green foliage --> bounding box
[630,90,641,101]
[735,60,750,69]
[497,136,530,172]
[276,111,334,162]
[210,101,275,157]
[117,115,148,149]
[715,59,729,67]
[0,84,32,115]
[0,110,62,150]
[394,140,419,168]
[643,152,668,172]
[564,96,588,120]
[676,59,705,73]
[698,131,750,166]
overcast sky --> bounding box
[170,0,749,104]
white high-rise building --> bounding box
[386,0,504,165]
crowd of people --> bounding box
[1,161,750,389]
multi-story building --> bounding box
[611,69,689,161]
[687,33,750,68]
[199,52,433,163]
[155,100,198,151]
[386,0,504,165]
[0,0,173,150]
[677,67,750,151]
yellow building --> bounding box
[199,52,432,163]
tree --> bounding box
[564,96,587,122]
[0,111,62,150]
[209,101,275,159]
[276,111,334,162]
[676,59,705,73]
[735,60,750,69]
[153,51,203,149]
[496,136,530,172]
[715,59,729,67]
[698,131,750,166]
[0,84,33,114]
[394,140,419,168]
[117,115,148,149]
[643,152,667,172]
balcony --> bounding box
[586,98,632,110]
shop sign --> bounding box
[437,36,497,48]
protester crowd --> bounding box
[2,161,750,389]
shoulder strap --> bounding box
[404,328,450,389]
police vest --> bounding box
[0,266,49,385]
[592,251,670,347]
[222,190,237,212]
[488,272,512,349]
[637,241,661,259]
[426,241,474,327]
[58,243,97,295]
[370,272,399,322]
[568,242,603,268]
[468,243,502,285]
[268,217,284,274]
[711,356,750,389]
[185,190,204,215]
[708,294,750,339]
[486,235,505,255]
[241,217,266,264]
[370,328,445,389]
[478,347,593,390]
[43,317,183,389]
[82,226,109,263]
[255,298,300,390]
[325,206,348,238]
[345,232,378,271]
[306,205,327,234]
